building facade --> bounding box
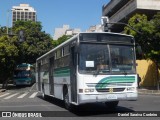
[12,4,36,26]
[102,0,160,32]
[53,25,81,40]
[86,25,103,32]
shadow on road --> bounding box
[37,95,134,117]
[4,84,31,90]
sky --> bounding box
[0,0,110,36]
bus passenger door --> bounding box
[49,57,54,95]
[38,63,41,91]
[70,46,77,103]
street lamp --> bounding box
[18,30,25,42]
[101,16,142,34]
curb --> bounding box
[138,89,160,95]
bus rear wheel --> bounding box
[63,87,73,111]
[105,101,119,110]
[42,83,46,99]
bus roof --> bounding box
[37,32,133,61]
[17,63,32,67]
[79,32,133,37]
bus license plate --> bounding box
[107,95,117,100]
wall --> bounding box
[137,0,160,10]
[136,60,160,88]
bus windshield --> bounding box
[110,45,135,73]
[14,70,30,78]
[79,43,135,74]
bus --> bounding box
[13,63,36,86]
[36,32,138,110]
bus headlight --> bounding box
[84,89,94,93]
[127,87,135,91]
[79,89,95,93]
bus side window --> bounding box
[71,46,76,65]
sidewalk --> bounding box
[0,84,14,93]
[138,88,160,95]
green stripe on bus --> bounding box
[54,67,70,77]
[96,76,135,89]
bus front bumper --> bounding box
[14,80,31,85]
[77,92,137,105]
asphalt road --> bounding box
[0,84,160,120]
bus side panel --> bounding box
[36,63,42,92]
[54,76,70,100]
[36,73,39,91]
[54,67,71,100]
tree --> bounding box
[52,35,72,47]
[0,21,54,88]
[124,13,160,62]
[0,35,18,88]
[124,13,160,89]
[12,21,53,64]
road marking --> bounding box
[29,83,36,92]
[29,92,38,98]
[17,92,29,98]
[4,93,19,99]
[0,93,10,97]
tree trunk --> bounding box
[2,78,9,89]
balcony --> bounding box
[107,0,160,32]
[109,0,137,23]
[102,0,130,17]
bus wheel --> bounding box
[105,101,119,110]
[42,92,46,99]
[63,87,72,111]
[42,83,46,99]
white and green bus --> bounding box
[36,32,138,110]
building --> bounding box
[12,4,36,26]
[102,0,160,32]
[86,25,103,32]
[65,29,81,36]
[53,25,81,40]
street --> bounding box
[0,84,160,120]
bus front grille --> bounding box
[96,88,125,92]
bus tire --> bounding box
[42,83,46,99]
[63,86,73,111]
[42,92,46,99]
[105,101,119,110]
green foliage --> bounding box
[0,26,7,35]
[124,13,160,65]
[0,35,19,84]
[12,21,53,64]
[0,21,53,85]
[52,35,72,47]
